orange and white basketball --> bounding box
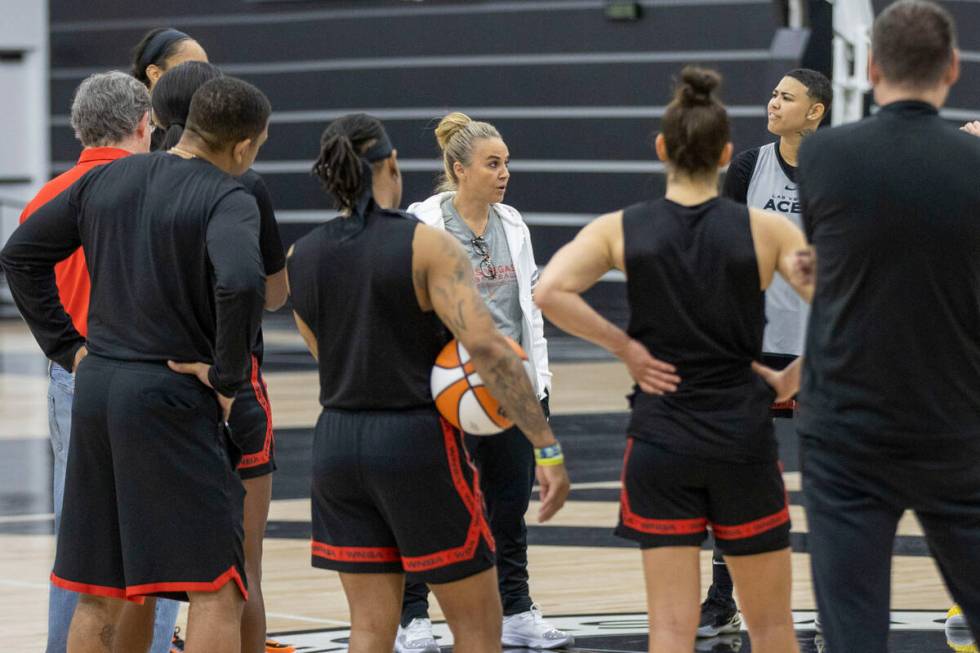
[431,337,532,435]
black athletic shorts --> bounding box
[229,355,276,480]
[615,437,790,555]
[52,355,247,603]
[311,408,495,584]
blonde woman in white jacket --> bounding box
[395,113,572,653]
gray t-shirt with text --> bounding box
[442,198,523,345]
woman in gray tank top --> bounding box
[396,113,570,652]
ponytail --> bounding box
[312,113,391,215]
[157,122,185,150]
[312,132,365,213]
[150,61,222,152]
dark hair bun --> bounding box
[677,66,721,107]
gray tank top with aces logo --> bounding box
[745,142,808,356]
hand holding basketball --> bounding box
[431,337,533,435]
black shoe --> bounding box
[697,596,742,638]
[694,633,743,652]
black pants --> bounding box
[402,423,536,622]
[802,436,980,652]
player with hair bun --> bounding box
[535,66,811,653]
[395,112,570,652]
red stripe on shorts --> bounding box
[400,419,495,573]
[311,541,401,564]
[238,355,274,469]
[711,506,791,540]
[125,565,248,601]
[50,572,143,603]
[712,463,790,540]
[618,437,709,536]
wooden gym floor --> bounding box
[0,317,963,651]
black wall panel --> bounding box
[49,0,798,319]
[261,169,667,216]
[53,115,771,164]
[51,4,776,68]
[51,59,781,116]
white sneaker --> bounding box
[395,618,440,653]
[501,605,574,649]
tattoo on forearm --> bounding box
[482,352,548,437]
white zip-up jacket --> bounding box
[408,191,552,399]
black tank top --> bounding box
[288,208,449,411]
[623,197,776,462]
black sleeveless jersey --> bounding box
[288,207,450,410]
[623,197,776,462]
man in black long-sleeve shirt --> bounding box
[795,3,980,652]
[0,77,271,653]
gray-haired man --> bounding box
[18,70,178,653]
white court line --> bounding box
[265,612,350,627]
[0,578,48,590]
[0,513,53,524]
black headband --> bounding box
[361,130,394,163]
[140,29,189,71]
[350,130,394,218]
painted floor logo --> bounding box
[271,611,958,653]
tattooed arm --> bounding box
[413,224,553,445]
[413,223,568,521]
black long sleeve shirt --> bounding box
[239,169,285,366]
[0,152,265,396]
[797,101,980,453]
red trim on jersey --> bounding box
[618,437,709,535]
[238,355,275,469]
[401,419,494,572]
[126,566,248,600]
[311,542,401,564]
[50,572,143,603]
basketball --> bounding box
[431,337,532,435]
